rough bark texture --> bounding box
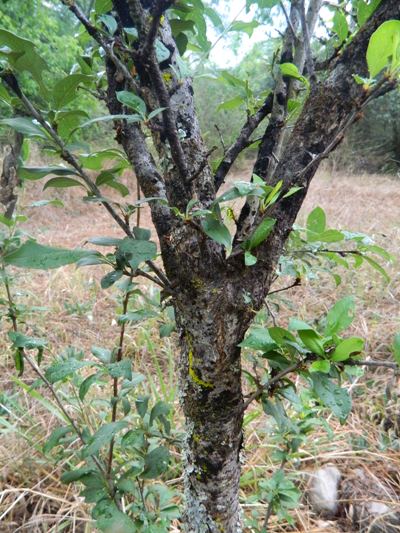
[0,131,23,218]
[66,0,400,530]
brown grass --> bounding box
[0,168,399,532]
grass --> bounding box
[0,167,399,532]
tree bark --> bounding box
[0,131,23,218]
[177,298,246,532]
[66,1,400,530]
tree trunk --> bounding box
[175,283,251,532]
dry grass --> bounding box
[0,168,399,532]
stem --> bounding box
[0,263,111,490]
[267,278,301,296]
[107,279,133,477]
[1,73,171,291]
[136,179,141,228]
[263,447,290,531]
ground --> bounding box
[0,164,399,532]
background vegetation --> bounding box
[0,1,399,532]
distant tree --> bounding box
[1,1,400,531]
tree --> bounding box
[1,1,399,531]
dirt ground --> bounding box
[0,166,399,532]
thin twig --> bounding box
[62,0,139,92]
[243,355,399,413]
[214,93,274,189]
[279,0,298,42]
[128,0,188,181]
[215,124,226,154]
[346,359,399,370]
[243,359,306,412]
[187,146,217,184]
[2,72,172,290]
[296,77,397,179]
[107,279,132,476]
[267,277,301,296]
[141,0,175,58]
[299,0,315,81]
[1,265,109,483]
[263,450,290,530]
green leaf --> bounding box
[8,331,46,350]
[317,230,344,243]
[0,29,48,91]
[288,318,314,331]
[331,337,364,362]
[95,0,112,14]
[282,186,303,199]
[363,255,390,282]
[310,360,331,373]
[45,360,90,384]
[79,373,100,401]
[13,349,24,376]
[97,509,136,532]
[100,270,123,289]
[307,206,326,235]
[118,309,157,323]
[217,95,244,111]
[246,217,276,250]
[357,0,382,27]
[132,227,151,240]
[202,215,232,250]
[149,401,170,427]
[333,10,349,45]
[76,254,108,267]
[19,166,76,181]
[52,74,92,109]
[239,327,276,352]
[262,398,291,432]
[61,466,94,484]
[91,346,112,364]
[141,446,170,479]
[116,238,157,271]
[4,241,95,269]
[393,333,400,366]
[89,236,122,246]
[43,426,72,453]
[82,421,128,457]
[324,296,355,336]
[116,91,146,116]
[280,63,309,88]
[0,118,47,139]
[244,251,257,266]
[99,14,118,35]
[155,39,170,62]
[43,177,86,190]
[106,359,132,380]
[76,114,142,131]
[136,395,149,418]
[312,373,351,422]
[367,20,400,77]
[268,327,296,345]
[298,329,325,357]
[229,20,259,37]
[56,110,89,139]
[148,107,166,120]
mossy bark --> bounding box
[175,287,251,533]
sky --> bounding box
[206,0,333,67]
[208,1,276,67]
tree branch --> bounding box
[299,0,315,81]
[141,0,175,59]
[127,0,188,182]
[214,94,273,190]
[62,0,139,92]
